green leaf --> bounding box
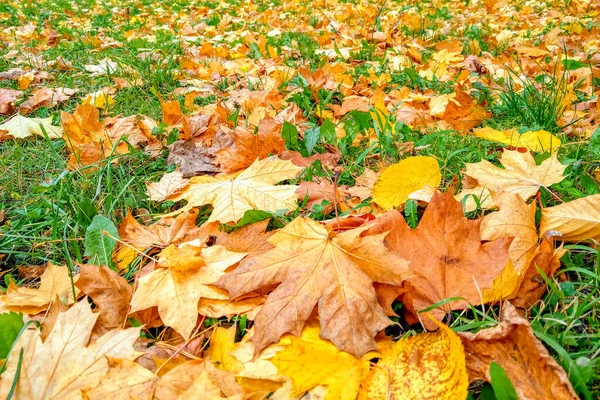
[320,119,336,143]
[282,121,299,148]
[304,126,321,155]
[0,312,24,359]
[489,362,518,400]
[84,215,119,268]
[230,210,272,230]
[562,59,587,71]
[589,126,600,159]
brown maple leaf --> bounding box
[0,88,22,114]
[216,217,411,356]
[378,192,512,327]
[215,118,285,173]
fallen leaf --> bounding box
[167,156,302,223]
[0,114,63,140]
[459,302,578,400]
[86,358,157,400]
[216,119,285,172]
[462,150,566,205]
[382,192,511,326]
[18,87,77,114]
[217,217,411,356]
[129,244,247,339]
[511,237,566,308]
[272,320,370,400]
[147,169,190,202]
[75,264,133,335]
[214,219,274,253]
[473,127,562,153]
[359,317,468,400]
[166,139,221,178]
[539,194,600,242]
[0,88,22,114]
[1,263,78,315]
[0,300,140,399]
[480,192,538,299]
[373,156,442,209]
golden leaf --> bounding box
[217,217,411,356]
[473,127,561,153]
[372,156,442,209]
[272,321,370,400]
[540,194,600,241]
[167,156,302,223]
[359,318,468,400]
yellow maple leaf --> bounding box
[271,321,370,400]
[359,318,468,400]
[460,150,566,206]
[540,194,600,242]
[0,114,63,140]
[1,263,78,314]
[372,156,442,210]
[473,127,561,153]
[129,245,247,339]
[167,156,302,223]
[0,300,140,399]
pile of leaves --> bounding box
[1,0,600,398]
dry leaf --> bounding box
[359,317,468,400]
[1,263,78,315]
[459,303,578,400]
[539,194,600,242]
[0,114,63,140]
[217,217,411,356]
[473,127,561,153]
[0,88,22,114]
[167,156,302,223]
[461,150,566,204]
[0,300,140,399]
[271,320,370,400]
[147,169,190,202]
[129,244,247,339]
[75,264,133,335]
[373,156,441,209]
[166,139,221,178]
[381,192,511,326]
[216,119,285,172]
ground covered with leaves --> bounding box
[0,0,599,398]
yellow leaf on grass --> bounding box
[359,318,468,400]
[206,326,242,372]
[0,114,63,140]
[167,156,302,223]
[540,194,600,241]
[272,321,370,400]
[373,156,441,209]
[473,127,561,152]
[0,300,140,399]
[2,263,78,314]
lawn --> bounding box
[0,0,599,398]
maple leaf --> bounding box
[460,150,566,206]
[216,217,411,356]
[215,118,285,173]
[0,114,63,140]
[18,87,77,114]
[459,303,578,400]
[166,139,221,178]
[479,192,538,299]
[379,192,511,326]
[1,263,78,315]
[359,317,468,400]
[539,194,600,242]
[166,156,302,223]
[129,244,247,339]
[146,169,190,202]
[271,320,370,400]
[0,300,140,399]
[117,209,217,268]
[0,88,22,114]
[372,156,442,209]
[75,264,133,336]
[213,219,274,253]
[473,127,561,153]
